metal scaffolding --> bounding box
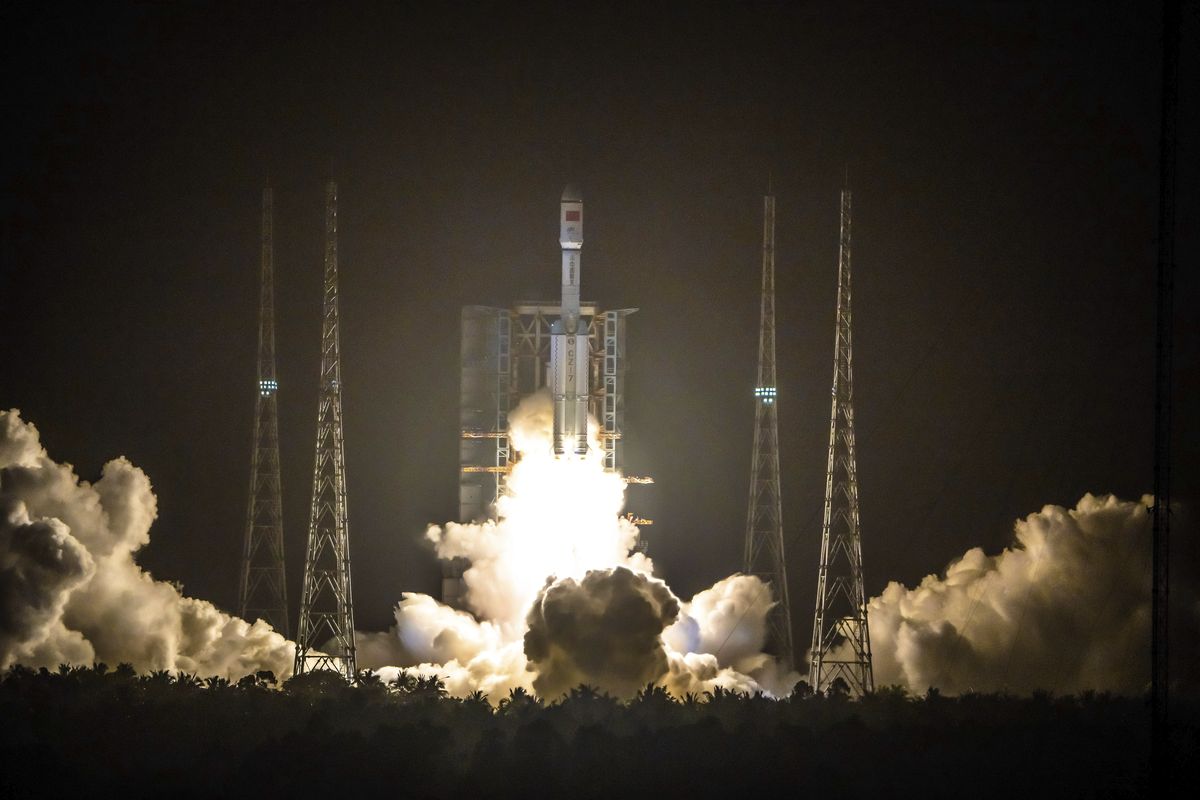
[743,191,795,669]
[810,186,874,697]
[238,186,289,636]
[295,180,356,680]
[458,302,635,521]
[452,301,637,605]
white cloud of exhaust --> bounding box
[361,392,793,700]
[6,402,1165,699]
[862,494,1164,695]
[0,409,294,679]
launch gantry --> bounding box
[459,302,635,512]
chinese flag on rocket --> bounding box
[565,210,581,221]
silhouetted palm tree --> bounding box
[499,686,542,716]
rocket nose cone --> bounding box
[561,184,582,203]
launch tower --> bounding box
[743,190,795,669]
[459,307,634,505]
[809,186,874,696]
[295,180,357,680]
[238,186,289,635]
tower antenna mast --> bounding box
[239,186,289,635]
[295,180,357,680]
[810,184,874,696]
[744,186,795,668]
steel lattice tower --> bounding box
[743,190,794,669]
[239,187,289,635]
[295,180,357,680]
[809,186,874,696]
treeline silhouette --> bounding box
[0,663,1187,798]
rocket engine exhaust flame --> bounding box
[359,391,792,700]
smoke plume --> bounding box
[8,399,1163,698]
[0,410,294,678]
[525,567,679,698]
[863,494,1160,694]
[362,392,791,700]
[380,390,1174,699]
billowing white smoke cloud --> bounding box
[374,390,1172,700]
[863,494,1159,694]
[362,391,791,700]
[0,410,294,678]
[7,403,1160,697]
[663,572,792,693]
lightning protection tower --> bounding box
[743,189,795,669]
[295,180,357,680]
[239,186,289,635]
[809,185,874,696]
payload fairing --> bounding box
[551,186,589,456]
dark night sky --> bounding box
[3,1,1196,646]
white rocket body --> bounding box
[551,186,589,456]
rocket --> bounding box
[551,185,589,456]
